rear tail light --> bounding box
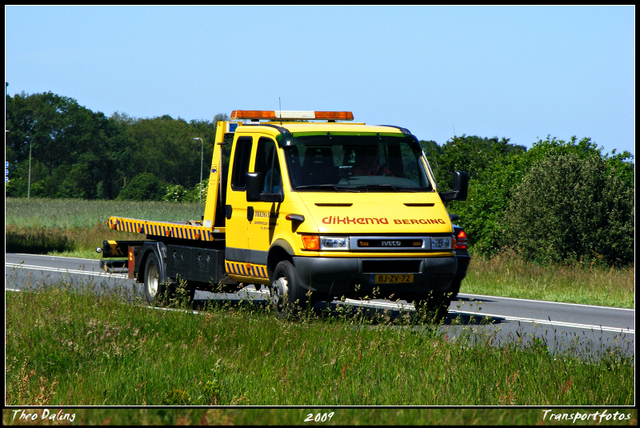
[456,230,468,250]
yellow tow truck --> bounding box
[98,110,470,317]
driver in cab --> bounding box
[352,145,391,176]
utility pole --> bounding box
[28,139,32,198]
[5,82,9,187]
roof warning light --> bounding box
[230,110,354,121]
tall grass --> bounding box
[6,197,203,259]
[5,197,203,228]
[464,251,634,308]
[5,222,140,257]
[5,285,634,409]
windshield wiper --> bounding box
[294,184,361,192]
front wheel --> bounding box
[448,279,461,302]
[270,260,309,317]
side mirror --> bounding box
[246,172,283,203]
[246,172,262,202]
[439,171,469,202]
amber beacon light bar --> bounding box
[230,110,354,121]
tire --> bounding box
[269,260,308,317]
[186,281,196,302]
[144,252,168,305]
[448,279,462,302]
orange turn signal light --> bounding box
[301,235,320,251]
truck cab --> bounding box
[217,110,469,316]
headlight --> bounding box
[320,236,349,250]
[431,236,453,250]
[301,235,350,251]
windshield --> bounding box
[283,135,433,192]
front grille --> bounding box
[357,238,424,249]
[349,235,454,251]
[362,260,422,274]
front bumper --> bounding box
[292,255,458,300]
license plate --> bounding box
[372,274,414,284]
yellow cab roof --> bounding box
[234,121,407,137]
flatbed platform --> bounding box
[106,216,225,242]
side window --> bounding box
[230,137,252,190]
[255,137,281,193]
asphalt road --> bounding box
[6,253,634,360]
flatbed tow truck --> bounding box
[98,110,470,318]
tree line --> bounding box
[5,91,634,266]
[6,91,224,201]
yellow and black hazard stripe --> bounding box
[107,217,217,242]
[225,261,269,280]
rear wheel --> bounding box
[270,260,309,317]
[144,252,169,305]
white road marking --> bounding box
[458,292,635,312]
[5,263,129,279]
[449,309,634,335]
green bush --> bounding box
[435,136,634,267]
[160,179,209,203]
[430,135,526,190]
[116,173,166,201]
[163,184,187,203]
[182,178,208,203]
[446,149,531,255]
[503,151,634,266]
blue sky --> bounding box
[5,5,635,156]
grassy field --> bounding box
[5,197,205,227]
[6,197,203,259]
[4,285,636,418]
[462,251,634,309]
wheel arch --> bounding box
[138,242,168,283]
[267,239,295,280]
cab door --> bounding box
[245,136,282,283]
[224,135,253,278]
[225,135,281,284]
